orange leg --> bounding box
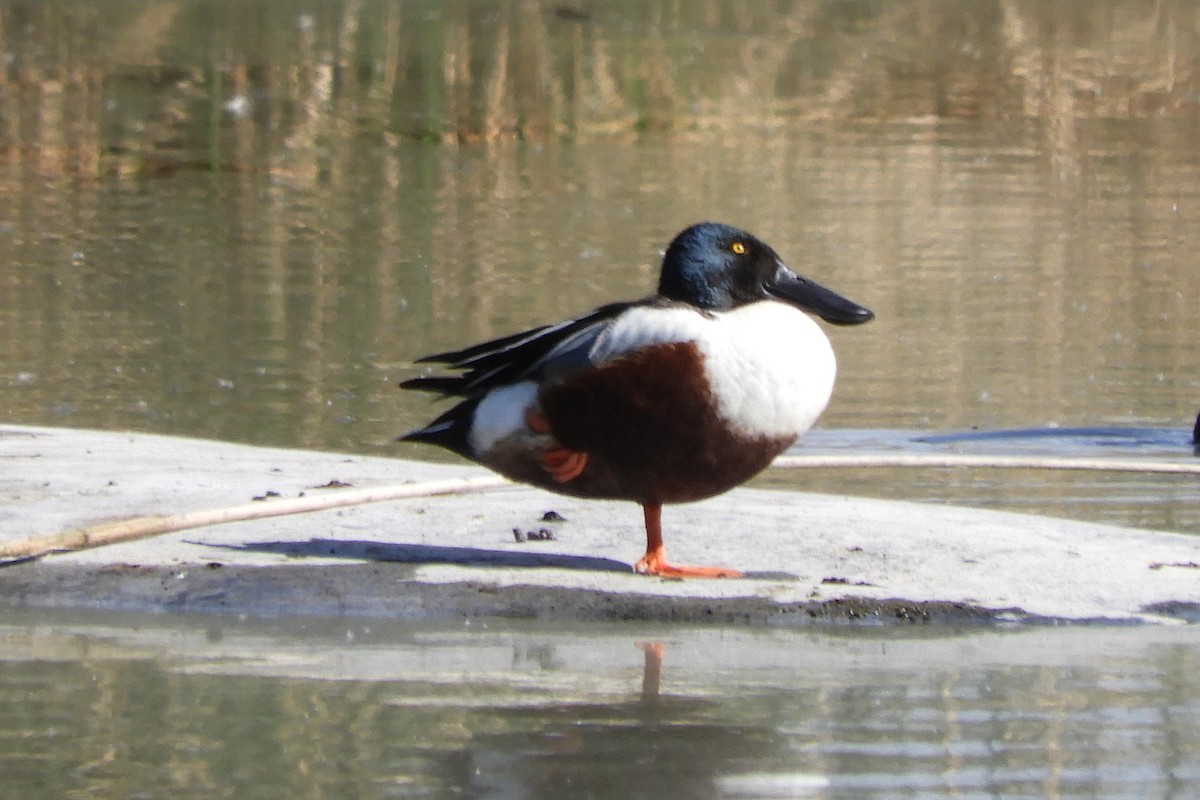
[632,503,742,578]
[525,408,588,483]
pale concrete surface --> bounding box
[2,424,1199,624]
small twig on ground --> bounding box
[0,475,510,563]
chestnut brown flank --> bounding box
[539,341,795,504]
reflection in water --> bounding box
[0,0,1198,535]
[2,614,1199,799]
[638,640,665,705]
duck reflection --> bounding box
[448,640,788,800]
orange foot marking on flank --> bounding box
[633,504,743,579]
[542,446,588,483]
[525,408,588,483]
[525,408,552,434]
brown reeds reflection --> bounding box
[2,1,1199,172]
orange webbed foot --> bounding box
[633,547,743,579]
[525,408,588,483]
[636,503,742,578]
[542,446,588,483]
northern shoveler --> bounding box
[400,222,874,577]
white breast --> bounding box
[594,302,837,439]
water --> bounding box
[2,0,1197,533]
[2,611,1200,800]
[2,1,1200,794]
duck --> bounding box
[400,222,874,577]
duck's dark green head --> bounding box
[657,222,874,325]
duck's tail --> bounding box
[397,398,480,460]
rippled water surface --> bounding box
[3,612,1200,800]
[3,1,1200,795]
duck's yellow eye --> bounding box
[731,241,746,255]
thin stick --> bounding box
[773,453,1200,474]
[0,475,511,563]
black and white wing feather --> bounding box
[400,301,637,399]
